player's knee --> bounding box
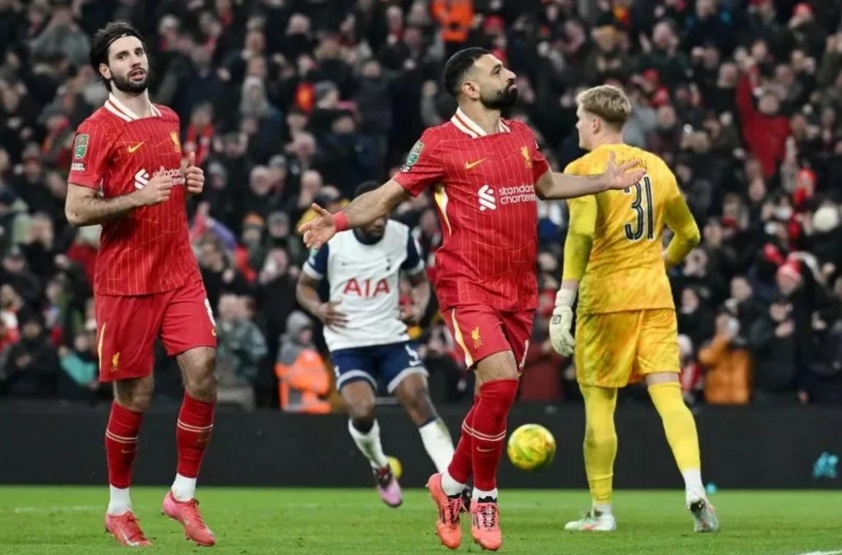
[180,348,218,402]
[113,379,154,413]
[185,371,218,403]
[347,398,376,427]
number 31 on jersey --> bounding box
[624,176,654,241]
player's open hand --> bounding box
[182,151,204,195]
[135,166,174,206]
[299,204,337,249]
[549,289,576,357]
[316,301,348,329]
[602,152,646,191]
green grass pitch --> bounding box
[0,487,839,554]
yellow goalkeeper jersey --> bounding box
[562,143,699,315]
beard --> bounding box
[481,83,518,110]
[111,70,149,95]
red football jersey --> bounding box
[393,109,551,312]
[68,94,200,296]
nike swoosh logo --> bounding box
[465,159,486,170]
[127,142,144,153]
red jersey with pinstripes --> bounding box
[67,94,200,296]
[393,109,550,312]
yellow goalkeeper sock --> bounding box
[581,385,618,509]
[648,382,705,497]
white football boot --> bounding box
[688,497,719,533]
[564,509,617,532]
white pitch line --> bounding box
[11,505,100,513]
[795,551,842,555]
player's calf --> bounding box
[394,375,455,474]
[343,382,403,507]
[105,378,153,522]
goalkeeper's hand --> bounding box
[549,289,576,357]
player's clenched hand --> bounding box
[401,304,424,325]
[182,151,204,195]
[602,152,646,191]
[299,204,337,249]
[134,166,174,206]
[316,301,349,329]
[549,289,576,357]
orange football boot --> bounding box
[426,473,463,550]
[162,491,216,546]
[104,511,151,547]
[470,499,502,551]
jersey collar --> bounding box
[104,93,162,122]
[450,107,511,139]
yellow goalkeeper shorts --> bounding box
[575,309,680,388]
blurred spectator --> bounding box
[749,295,800,404]
[678,334,703,405]
[216,293,267,411]
[274,311,331,414]
[1,314,57,399]
[698,310,752,405]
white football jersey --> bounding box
[303,220,425,351]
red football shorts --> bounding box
[95,277,217,382]
[445,305,534,371]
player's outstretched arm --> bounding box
[663,187,701,269]
[535,152,645,199]
[299,179,408,249]
[65,168,174,227]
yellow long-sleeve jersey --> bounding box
[562,143,700,315]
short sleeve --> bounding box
[400,232,425,275]
[563,159,581,175]
[303,243,329,280]
[392,128,445,197]
[68,120,111,189]
[531,139,551,182]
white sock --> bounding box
[441,470,466,497]
[472,487,498,501]
[418,418,455,473]
[593,503,613,516]
[348,419,389,469]
[172,474,197,502]
[107,486,132,515]
[682,469,706,501]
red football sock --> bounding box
[470,379,519,492]
[176,393,216,478]
[446,400,477,485]
[105,402,144,489]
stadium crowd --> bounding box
[0,0,841,409]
